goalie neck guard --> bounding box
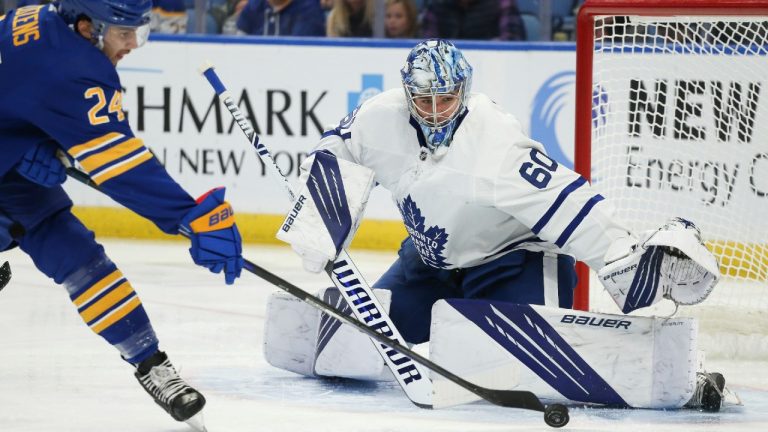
[401,39,473,152]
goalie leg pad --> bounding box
[264,287,394,381]
[429,299,698,409]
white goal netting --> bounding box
[587,14,768,358]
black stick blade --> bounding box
[475,387,546,411]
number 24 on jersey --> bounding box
[84,87,125,125]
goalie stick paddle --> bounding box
[196,62,439,407]
[62,164,568,428]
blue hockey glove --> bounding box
[180,188,244,285]
[16,141,67,187]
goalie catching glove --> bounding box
[180,187,244,284]
[277,151,375,273]
[598,217,720,313]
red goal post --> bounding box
[573,0,768,312]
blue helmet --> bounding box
[401,39,473,151]
[58,0,152,47]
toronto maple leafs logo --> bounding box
[398,195,450,268]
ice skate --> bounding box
[685,372,725,412]
[135,351,207,431]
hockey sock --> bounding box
[64,255,159,363]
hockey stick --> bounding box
[0,261,10,291]
[197,63,439,407]
[61,164,569,428]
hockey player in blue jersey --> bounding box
[0,0,244,429]
[267,39,730,413]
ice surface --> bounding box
[0,240,766,432]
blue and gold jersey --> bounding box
[0,5,195,233]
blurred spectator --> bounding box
[221,0,249,34]
[326,0,373,37]
[186,0,222,34]
[421,0,525,41]
[319,0,334,10]
[593,15,629,43]
[237,0,325,36]
[151,0,188,34]
[385,0,418,38]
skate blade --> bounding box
[185,411,207,432]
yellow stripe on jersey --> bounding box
[91,150,154,185]
[90,296,142,334]
[72,269,123,307]
[68,132,124,159]
[79,137,145,172]
[79,281,135,323]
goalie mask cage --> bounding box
[574,0,768,358]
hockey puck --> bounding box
[543,404,569,428]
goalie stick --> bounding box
[60,138,570,429]
[197,63,438,407]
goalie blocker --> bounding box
[277,151,375,273]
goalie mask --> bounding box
[58,0,152,49]
[401,39,473,151]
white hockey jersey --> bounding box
[314,89,631,270]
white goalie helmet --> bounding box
[401,39,473,151]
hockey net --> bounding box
[575,0,768,359]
